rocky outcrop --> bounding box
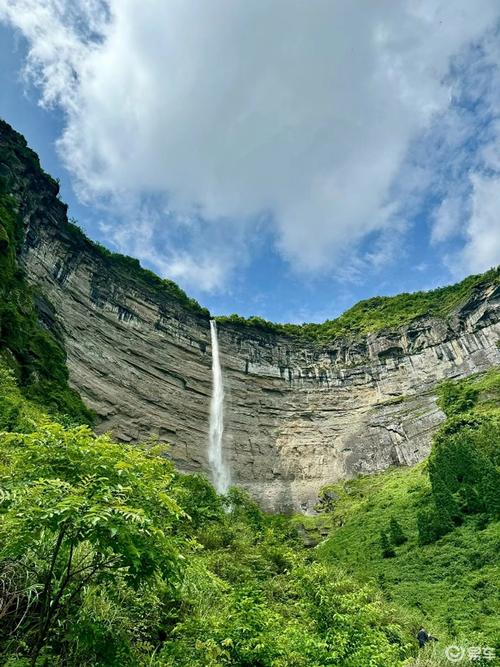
[2,120,500,511]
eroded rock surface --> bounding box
[3,120,500,511]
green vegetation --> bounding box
[65,219,209,318]
[0,118,208,321]
[217,267,499,343]
[312,370,500,650]
[1,116,206,421]
[389,518,408,546]
[0,365,46,433]
[1,117,499,665]
[0,370,418,666]
[380,529,396,558]
[2,363,498,665]
[417,371,500,545]
[0,191,92,424]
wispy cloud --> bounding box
[459,173,500,274]
[410,34,500,277]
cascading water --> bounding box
[208,320,230,493]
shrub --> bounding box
[380,530,396,558]
[0,423,183,663]
[389,518,408,546]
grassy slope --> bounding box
[316,466,499,641]
[0,360,417,667]
[305,370,500,646]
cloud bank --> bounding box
[1,0,499,290]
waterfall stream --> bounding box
[208,320,230,493]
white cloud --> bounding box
[1,0,500,290]
[428,31,500,277]
[431,195,466,244]
[459,174,500,274]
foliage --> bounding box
[380,530,396,558]
[437,380,479,417]
[419,371,500,543]
[0,422,183,664]
[172,472,225,530]
[0,189,92,424]
[389,518,408,546]
[0,365,46,433]
[314,370,500,647]
[0,379,417,665]
[1,368,497,664]
[217,267,499,343]
[157,491,411,667]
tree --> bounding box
[173,473,224,529]
[389,518,407,546]
[417,510,435,546]
[379,530,395,558]
[0,423,184,664]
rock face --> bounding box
[2,120,500,511]
[218,304,499,510]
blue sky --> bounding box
[1,2,499,323]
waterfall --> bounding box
[208,320,230,493]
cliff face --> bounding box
[2,120,500,511]
[219,302,499,510]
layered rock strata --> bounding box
[2,120,499,511]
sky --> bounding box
[0,1,500,323]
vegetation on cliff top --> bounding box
[0,118,209,320]
[65,219,210,318]
[1,117,206,421]
[217,266,499,343]
[2,118,499,343]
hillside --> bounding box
[0,362,417,666]
[1,307,498,666]
[294,370,500,650]
[1,330,498,665]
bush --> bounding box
[173,473,224,530]
[389,518,408,546]
[437,380,479,417]
[380,530,396,558]
[0,423,183,664]
[0,193,93,424]
[417,373,500,546]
